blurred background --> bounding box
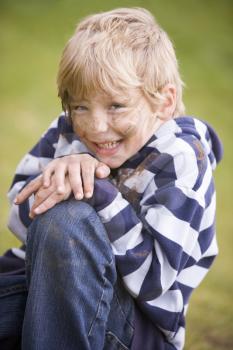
[0,0,232,348]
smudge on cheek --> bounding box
[72,119,90,138]
[114,116,139,137]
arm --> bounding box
[89,176,202,298]
[7,114,71,241]
[87,146,215,331]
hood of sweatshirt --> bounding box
[152,116,223,171]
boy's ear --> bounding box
[156,84,177,121]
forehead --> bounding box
[71,87,143,104]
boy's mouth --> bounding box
[95,141,120,149]
[92,140,122,155]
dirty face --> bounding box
[70,89,160,168]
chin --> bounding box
[103,158,124,169]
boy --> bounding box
[7,7,222,350]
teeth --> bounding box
[97,141,119,149]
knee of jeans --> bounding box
[49,199,97,223]
[29,198,95,232]
[27,199,112,263]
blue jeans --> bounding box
[1,199,135,349]
[0,261,26,349]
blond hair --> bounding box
[57,7,185,116]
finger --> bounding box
[30,185,55,214]
[30,178,71,218]
[68,163,83,200]
[14,176,42,204]
[80,161,96,198]
[53,162,68,194]
[42,163,56,188]
[32,192,64,216]
[95,163,111,178]
[29,211,36,219]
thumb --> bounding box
[95,162,111,178]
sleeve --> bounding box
[7,115,65,242]
[88,145,210,307]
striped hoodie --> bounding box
[8,115,223,349]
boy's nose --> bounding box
[91,113,109,133]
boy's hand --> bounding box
[14,154,110,215]
[29,174,72,218]
[14,174,71,218]
[14,174,43,206]
[42,154,110,200]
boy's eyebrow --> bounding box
[69,94,134,105]
[108,93,135,104]
[110,98,130,105]
[68,96,87,104]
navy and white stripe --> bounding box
[7,114,223,349]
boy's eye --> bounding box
[109,103,125,110]
[73,105,87,112]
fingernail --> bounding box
[85,192,92,198]
[14,198,18,204]
[29,213,33,219]
[57,186,64,194]
[75,193,83,200]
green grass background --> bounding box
[0,0,232,348]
